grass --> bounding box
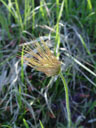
[0,0,96,128]
[39,120,44,128]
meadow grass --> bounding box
[0,0,96,128]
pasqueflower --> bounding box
[23,41,61,77]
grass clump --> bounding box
[0,0,96,128]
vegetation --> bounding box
[0,0,96,128]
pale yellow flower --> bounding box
[23,41,61,77]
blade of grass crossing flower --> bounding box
[39,120,44,128]
[23,118,30,128]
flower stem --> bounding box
[59,71,71,128]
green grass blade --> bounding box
[57,0,64,22]
[0,0,15,17]
[0,55,16,66]
[1,125,12,128]
[18,84,22,108]
[15,0,23,30]
[39,120,44,128]
[21,46,27,94]
[0,10,11,39]
[65,0,69,19]
[40,0,45,18]
[23,118,30,128]
[24,0,29,29]
[32,0,35,31]
[65,53,96,78]
[55,0,64,57]
[78,34,91,55]
[87,101,96,114]
[85,12,95,20]
[56,0,59,17]
[21,46,24,83]
[87,0,92,11]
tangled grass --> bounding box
[0,0,96,128]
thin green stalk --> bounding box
[59,71,71,128]
[39,120,44,128]
[21,46,24,83]
[40,0,45,18]
[87,0,92,11]
[55,0,64,57]
[56,0,59,17]
[15,0,23,31]
[65,0,69,19]
[32,0,35,31]
[23,118,30,128]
